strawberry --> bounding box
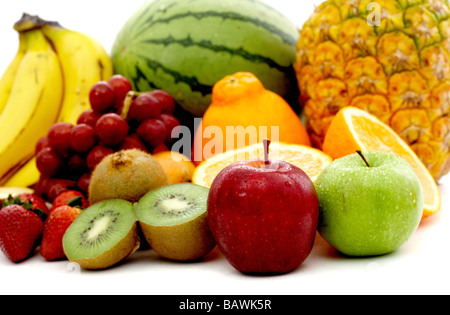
[1,193,49,215]
[51,190,88,214]
[17,193,50,215]
[40,204,82,261]
[0,204,45,262]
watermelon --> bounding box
[111,0,300,116]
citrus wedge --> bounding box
[0,186,34,199]
[192,142,332,188]
[322,106,441,219]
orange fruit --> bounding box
[192,141,332,188]
[322,106,441,219]
[153,151,196,185]
[192,72,310,164]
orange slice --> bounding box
[322,106,441,219]
[192,142,332,188]
[0,186,34,199]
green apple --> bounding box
[315,151,423,257]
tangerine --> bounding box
[192,72,310,164]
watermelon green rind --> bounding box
[112,0,300,116]
[134,10,298,48]
[127,0,298,46]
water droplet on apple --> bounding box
[238,191,247,198]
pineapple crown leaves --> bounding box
[1,194,47,222]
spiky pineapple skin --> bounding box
[295,0,450,180]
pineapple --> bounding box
[295,0,450,180]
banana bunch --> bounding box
[0,14,113,188]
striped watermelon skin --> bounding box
[111,0,300,116]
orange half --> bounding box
[192,141,332,188]
[322,106,441,219]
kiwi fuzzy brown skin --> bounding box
[67,223,140,270]
[88,149,169,205]
[139,212,216,261]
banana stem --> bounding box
[14,13,62,32]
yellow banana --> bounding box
[0,29,63,185]
[0,32,28,115]
[1,15,113,189]
[3,157,40,188]
[42,23,113,124]
[87,32,114,82]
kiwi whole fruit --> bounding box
[62,199,140,270]
[135,183,216,261]
[88,149,168,204]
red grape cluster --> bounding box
[34,75,181,201]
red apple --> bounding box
[207,140,319,274]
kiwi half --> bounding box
[62,199,140,270]
[135,183,216,261]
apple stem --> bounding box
[263,139,271,168]
[356,150,370,167]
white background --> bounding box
[0,0,449,295]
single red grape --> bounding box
[151,90,176,114]
[108,75,133,113]
[36,147,63,177]
[77,109,102,128]
[35,136,51,155]
[33,175,52,198]
[70,123,97,153]
[128,92,162,122]
[89,81,116,113]
[76,173,91,194]
[47,122,74,155]
[67,154,87,174]
[86,145,114,170]
[158,113,181,142]
[152,143,170,154]
[95,113,129,147]
[120,133,148,152]
[136,118,167,148]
